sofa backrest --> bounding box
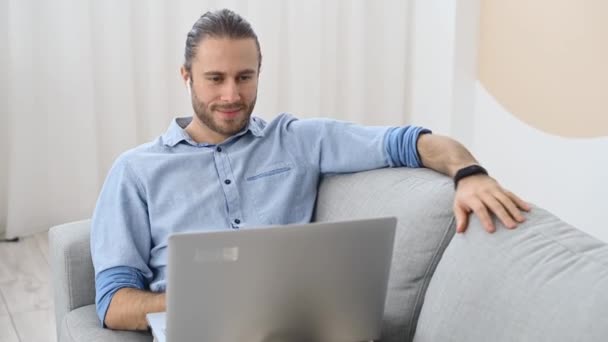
[414,206,608,342]
[315,168,455,342]
[50,168,456,342]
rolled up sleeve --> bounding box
[384,126,432,168]
[94,266,147,326]
[90,155,153,326]
[280,114,430,173]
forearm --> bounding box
[104,288,166,331]
[416,133,478,177]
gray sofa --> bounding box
[50,168,608,342]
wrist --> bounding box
[453,164,488,189]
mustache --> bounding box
[211,102,245,111]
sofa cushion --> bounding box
[315,168,455,342]
[59,304,152,342]
[414,206,608,342]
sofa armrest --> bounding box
[49,219,95,335]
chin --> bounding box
[218,120,248,135]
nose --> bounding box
[220,80,241,103]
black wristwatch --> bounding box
[453,164,488,189]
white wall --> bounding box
[408,0,457,135]
[473,84,608,241]
[408,0,479,145]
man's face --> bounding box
[186,37,259,142]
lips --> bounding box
[216,107,242,118]
[218,108,241,113]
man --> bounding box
[91,9,530,331]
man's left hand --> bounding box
[453,174,531,233]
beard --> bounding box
[191,91,257,137]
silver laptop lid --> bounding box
[166,217,396,342]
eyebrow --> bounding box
[202,69,257,77]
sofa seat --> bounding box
[59,304,152,342]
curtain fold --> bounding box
[1,0,9,237]
[2,0,412,237]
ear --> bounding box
[180,66,190,84]
[180,66,192,95]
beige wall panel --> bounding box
[479,0,608,138]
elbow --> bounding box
[103,288,148,331]
[103,311,121,330]
[103,291,127,330]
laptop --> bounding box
[147,217,396,342]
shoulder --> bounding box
[259,113,333,134]
[108,137,165,176]
[253,113,297,131]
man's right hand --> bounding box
[104,288,166,331]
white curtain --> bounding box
[1,0,412,238]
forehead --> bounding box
[192,37,259,73]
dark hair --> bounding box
[183,9,262,74]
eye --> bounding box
[207,76,222,83]
[238,75,252,82]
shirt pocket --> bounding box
[245,162,293,181]
[244,162,300,224]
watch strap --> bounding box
[453,164,488,189]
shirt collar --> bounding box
[161,116,265,147]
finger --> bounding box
[494,191,526,223]
[454,205,470,234]
[470,200,496,233]
[506,191,531,211]
[481,193,518,229]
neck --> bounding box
[184,117,228,144]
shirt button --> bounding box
[234,219,241,224]
[224,179,231,185]
[216,146,222,152]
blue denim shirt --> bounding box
[91,113,430,325]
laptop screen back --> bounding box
[166,217,396,342]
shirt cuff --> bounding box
[384,126,432,168]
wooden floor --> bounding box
[0,231,56,342]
